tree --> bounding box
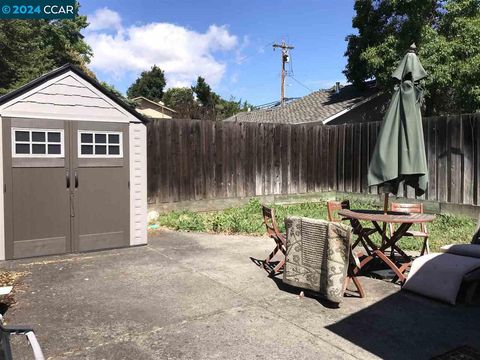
[0,1,92,95]
[217,97,254,119]
[163,86,252,120]
[163,87,195,109]
[190,76,216,120]
[100,81,134,107]
[192,76,220,107]
[44,1,92,75]
[344,0,480,115]
[162,87,196,118]
[190,77,254,120]
[126,65,166,102]
[192,76,231,120]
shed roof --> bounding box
[225,82,381,125]
[0,64,149,124]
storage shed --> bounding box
[0,64,148,260]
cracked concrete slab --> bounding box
[57,305,356,360]
[3,229,480,359]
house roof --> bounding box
[225,82,381,125]
[0,64,149,124]
[131,96,177,113]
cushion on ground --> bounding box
[464,267,480,282]
[440,244,480,258]
[403,253,480,305]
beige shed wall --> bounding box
[129,123,148,245]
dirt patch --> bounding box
[0,270,28,313]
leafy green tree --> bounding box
[162,87,196,118]
[100,81,134,107]
[190,76,218,120]
[217,97,254,119]
[163,85,252,120]
[0,20,50,94]
[192,76,220,108]
[163,87,195,109]
[0,2,92,95]
[126,65,166,102]
[191,76,253,120]
[344,0,480,115]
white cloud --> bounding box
[85,8,239,87]
[87,7,123,32]
[230,73,239,83]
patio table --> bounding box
[338,209,436,282]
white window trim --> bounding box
[11,128,65,158]
[78,130,123,158]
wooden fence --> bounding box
[147,114,480,206]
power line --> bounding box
[283,51,313,93]
[260,42,276,53]
[289,76,314,93]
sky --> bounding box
[80,0,356,106]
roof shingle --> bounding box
[225,82,380,124]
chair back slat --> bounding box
[391,202,423,214]
[389,202,431,255]
[391,202,426,233]
[327,200,350,222]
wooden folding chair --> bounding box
[327,200,350,222]
[389,202,430,255]
[328,201,369,296]
[344,252,366,299]
[262,205,286,276]
[327,200,374,256]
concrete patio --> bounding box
[3,230,480,359]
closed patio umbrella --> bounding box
[368,44,428,211]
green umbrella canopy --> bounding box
[367,44,428,196]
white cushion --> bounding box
[440,244,480,258]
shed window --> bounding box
[78,131,123,158]
[12,128,64,158]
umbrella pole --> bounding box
[382,192,389,248]
[383,192,389,214]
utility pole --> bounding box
[273,40,294,105]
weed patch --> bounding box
[155,198,476,252]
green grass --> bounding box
[154,198,477,252]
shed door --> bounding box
[70,122,130,252]
[4,119,130,259]
[4,119,71,259]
